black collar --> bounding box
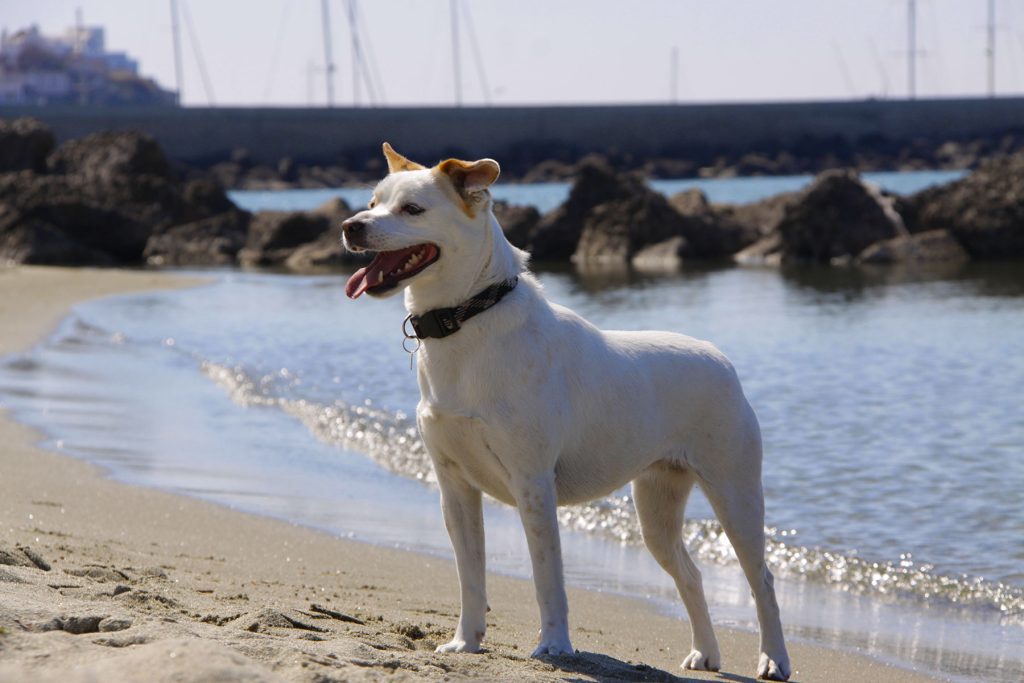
[404,276,519,340]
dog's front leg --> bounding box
[435,470,488,653]
[514,472,574,657]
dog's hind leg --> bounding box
[434,469,488,653]
[633,466,721,672]
[700,434,791,681]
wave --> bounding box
[203,360,1024,622]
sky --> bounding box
[4,0,1024,107]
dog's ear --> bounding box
[437,158,501,196]
[382,142,426,173]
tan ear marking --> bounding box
[433,157,500,218]
[382,142,426,173]
[437,157,501,194]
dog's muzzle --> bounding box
[342,217,368,250]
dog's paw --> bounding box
[681,649,721,672]
[757,652,791,681]
[530,636,574,658]
[435,639,481,654]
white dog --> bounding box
[342,143,791,681]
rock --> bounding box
[241,608,325,634]
[98,617,133,632]
[857,229,970,264]
[0,172,168,263]
[732,153,781,176]
[734,233,784,266]
[641,158,697,179]
[698,156,737,179]
[18,546,51,571]
[905,152,1024,259]
[246,211,332,250]
[270,199,358,270]
[144,210,250,266]
[0,118,55,173]
[0,546,36,569]
[679,215,761,259]
[92,634,150,648]
[138,566,169,579]
[181,178,235,218]
[205,160,244,188]
[0,545,50,571]
[393,622,426,639]
[0,218,114,266]
[573,190,689,265]
[529,157,647,260]
[32,618,66,632]
[237,164,289,190]
[48,131,173,182]
[777,169,906,263]
[311,196,352,217]
[721,191,799,237]
[668,188,761,257]
[284,225,359,270]
[934,140,985,169]
[668,188,710,215]
[493,201,540,249]
[631,236,688,270]
[61,615,105,634]
[239,211,332,267]
[520,159,577,184]
[2,129,240,266]
[293,165,361,189]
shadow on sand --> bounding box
[541,650,774,683]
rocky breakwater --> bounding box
[733,156,1024,267]
[518,157,760,270]
[0,118,359,270]
[900,152,1024,260]
[527,155,1022,269]
[734,169,910,266]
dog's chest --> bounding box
[417,404,517,505]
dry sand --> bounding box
[0,266,940,682]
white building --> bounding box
[0,23,170,105]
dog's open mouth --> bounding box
[345,243,440,299]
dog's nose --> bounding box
[342,218,366,238]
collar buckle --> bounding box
[410,307,461,339]
[405,276,519,341]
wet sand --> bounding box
[0,266,940,682]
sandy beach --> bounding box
[0,266,942,682]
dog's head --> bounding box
[343,143,501,300]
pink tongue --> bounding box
[345,248,417,299]
[344,265,372,299]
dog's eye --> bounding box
[402,203,425,216]
[368,199,377,209]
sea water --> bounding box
[228,168,968,214]
[1,170,1022,682]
